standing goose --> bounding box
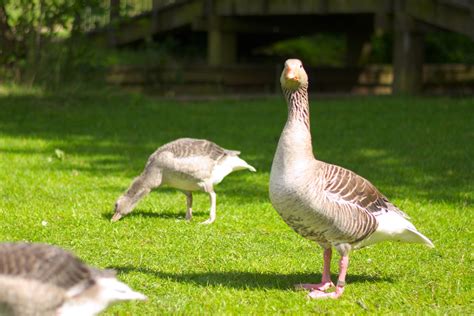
[0,242,146,315]
[269,59,434,299]
[112,138,256,224]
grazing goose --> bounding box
[0,242,146,316]
[112,138,256,224]
[269,59,434,299]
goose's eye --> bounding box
[300,64,303,68]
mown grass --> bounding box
[0,85,472,314]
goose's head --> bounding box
[280,59,308,91]
[59,276,147,315]
[111,196,132,222]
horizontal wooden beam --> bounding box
[215,0,393,16]
[193,14,374,34]
[406,0,474,39]
[106,64,474,95]
[90,0,474,47]
[89,0,203,45]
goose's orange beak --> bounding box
[285,67,299,81]
[280,59,306,90]
[111,212,122,222]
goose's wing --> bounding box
[323,163,407,217]
[164,138,229,161]
[223,149,240,156]
[148,138,230,179]
[317,163,408,242]
[0,243,94,291]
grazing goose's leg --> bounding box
[297,247,335,291]
[199,182,216,224]
[308,245,350,299]
[184,191,193,221]
[201,190,217,225]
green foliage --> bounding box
[259,31,474,66]
[369,30,474,64]
[368,32,393,64]
[0,0,106,85]
[0,85,472,314]
[95,38,180,67]
[259,33,346,67]
[425,31,474,64]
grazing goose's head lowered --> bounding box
[111,176,150,222]
[111,196,133,222]
[280,59,308,91]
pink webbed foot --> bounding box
[308,286,344,299]
[295,281,335,292]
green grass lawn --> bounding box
[0,85,472,314]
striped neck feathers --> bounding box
[283,85,310,130]
[280,84,315,160]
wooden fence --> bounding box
[106,64,474,96]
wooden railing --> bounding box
[82,0,182,31]
[105,64,474,96]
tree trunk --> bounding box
[25,0,45,85]
[0,1,16,63]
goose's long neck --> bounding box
[284,86,310,130]
[277,85,314,161]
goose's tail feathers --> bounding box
[228,156,256,172]
[405,227,435,248]
[246,164,257,172]
[362,211,435,249]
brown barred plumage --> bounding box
[0,243,95,290]
[269,59,433,299]
[0,243,146,315]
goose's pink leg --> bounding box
[308,255,348,299]
[296,248,334,291]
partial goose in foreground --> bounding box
[112,138,256,224]
[0,242,146,316]
[269,59,434,299]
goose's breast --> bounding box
[270,173,331,243]
[161,170,203,191]
[158,153,214,191]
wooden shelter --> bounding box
[89,0,474,94]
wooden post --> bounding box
[208,20,237,66]
[392,0,424,94]
[206,1,236,66]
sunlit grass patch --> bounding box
[0,88,472,314]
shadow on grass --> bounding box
[0,91,472,205]
[103,181,269,213]
[100,208,208,221]
[110,265,393,290]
